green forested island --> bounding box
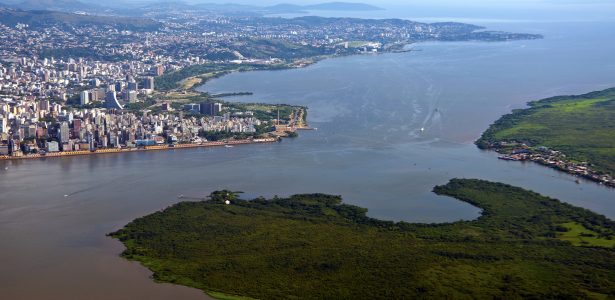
[110,179,615,299]
[477,88,615,185]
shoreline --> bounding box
[0,138,278,161]
[187,43,417,94]
[484,146,615,188]
[476,87,615,190]
[109,179,615,299]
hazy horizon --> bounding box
[1,0,614,22]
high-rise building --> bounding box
[125,91,138,103]
[105,91,123,110]
[144,77,155,91]
[92,89,105,102]
[127,81,138,91]
[36,125,46,139]
[73,119,82,138]
[162,102,172,111]
[184,103,200,113]
[38,100,50,111]
[152,65,165,76]
[199,102,223,116]
[0,117,6,134]
[199,101,213,115]
[59,122,70,144]
[90,78,101,87]
[80,90,90,106]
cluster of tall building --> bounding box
[78,76,156,109]
[181,101,223,116]
[0,98,262,156]
[0,55,168,119]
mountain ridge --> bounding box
[0,0,383,14]
[0,7,161,31]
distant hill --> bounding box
[192,2,261,12]
[0,1,383,15]
[0,8,161,31]
[265,2,382,13]
[264,3,303,12]
[0,0,101,12]
[305,2,382,11]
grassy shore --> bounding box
[477,87,615,175]
[155,63,292,92]
[110,179,615,299]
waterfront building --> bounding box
[73,119,82,138]
[0,144,9,155]
[60,122,70,144]
[0,117,6,134]
[46,141,59,152]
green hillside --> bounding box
[477,88,615,175]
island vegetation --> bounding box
[110,179,615,299]
[477,87,615,186]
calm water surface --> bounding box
[1,21,615,299]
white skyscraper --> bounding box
[80,90,90,106]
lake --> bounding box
[1,20,615,299]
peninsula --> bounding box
[110,179,615,299]
[477,88,615,187]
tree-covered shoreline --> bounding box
[110,179,615,299]
[477,87,615,186]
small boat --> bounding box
[420,127,425,132]
[224,145,234,148]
